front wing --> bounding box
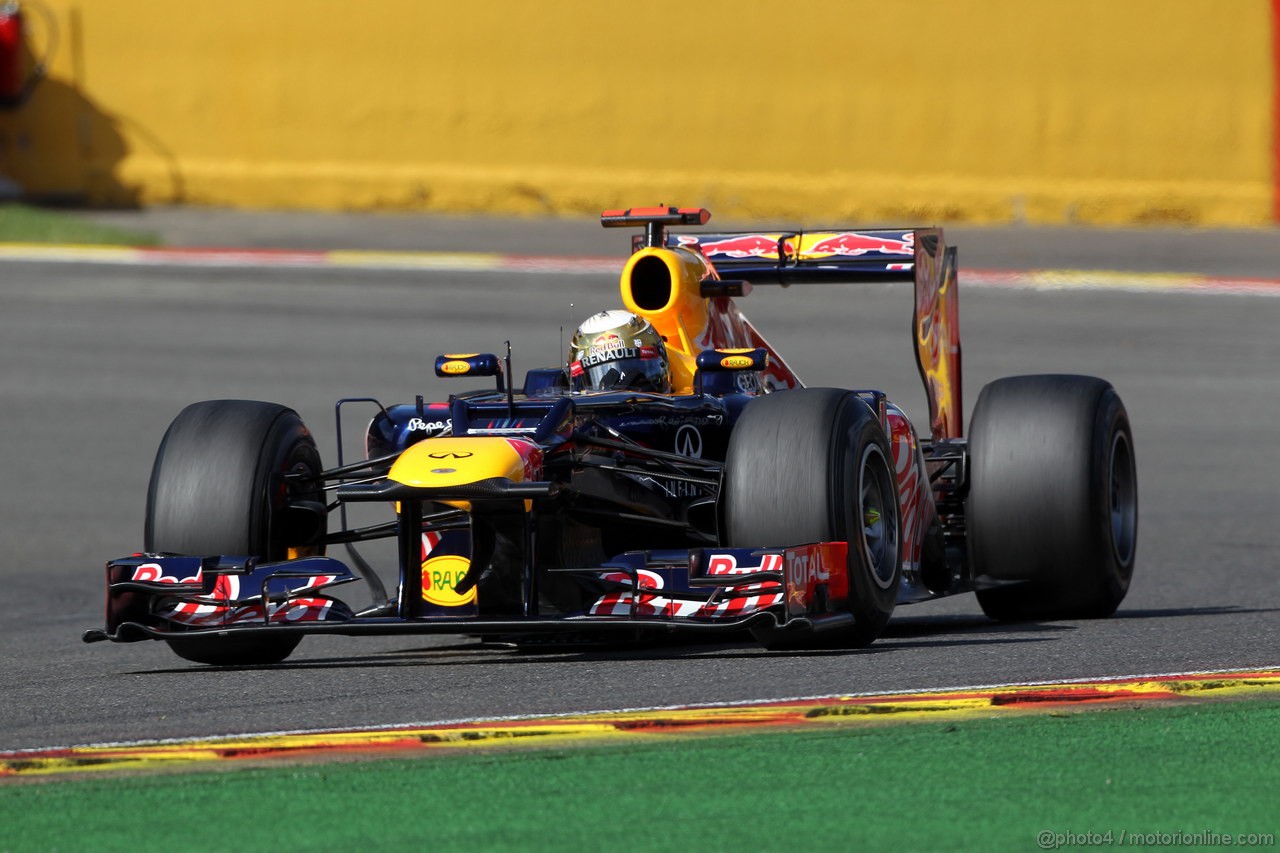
[83,543,856,645]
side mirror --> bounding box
[694,347,768,396]
[435,353,505,391]
[695,347,769,373]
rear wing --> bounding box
[646,228,917,284]
[662,227,962,440]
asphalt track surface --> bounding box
[2,210,1278,751]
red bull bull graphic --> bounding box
[694,294,802,391]
[911,232,962,439]
[588,332,624,354]
[687,234,795,260]
[801,231,915,258]
[885,405,934,577]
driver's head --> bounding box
[568,310,671,393]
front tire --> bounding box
[146,400,325,665]
[967,375,1137,621]
[723,388,902,648]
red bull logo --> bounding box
[132,563,202,584]
[503,437,544,481]
[803,231,915,258]
[696,234,795,260]
[588,332,624,355]
[705,553,784,576]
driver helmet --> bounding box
[568,310,671,393]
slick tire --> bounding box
[146,400,325,665]
[723,388,901,648]
[968,375,1137,621]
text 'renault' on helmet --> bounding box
[568,310,671,393]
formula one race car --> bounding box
[84,207,1138,665]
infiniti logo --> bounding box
[674,424,703,459]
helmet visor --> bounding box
[571,345,667,391]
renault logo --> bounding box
[674,424,703,459]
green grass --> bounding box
[2,700,1277,852]
[0,204,160,246]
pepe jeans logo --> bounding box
[408,418,450,432]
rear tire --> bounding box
[968,375,1137,621]
[723,389,901,648]
[146,400,325,665]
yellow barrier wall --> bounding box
[0,0,1273,225]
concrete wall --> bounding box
[0,0,1274,225]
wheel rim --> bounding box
[858,444,899,590]
[1108,430,1137,566]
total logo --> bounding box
[421,554,477,606]
[786,551,829,586]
